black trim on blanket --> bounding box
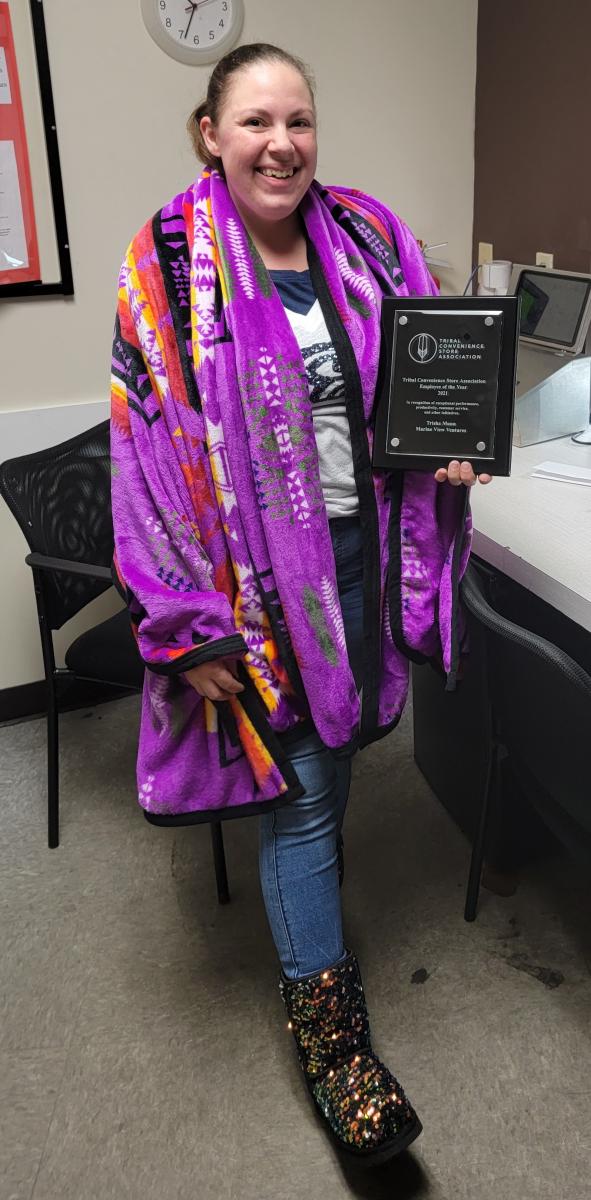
[232,660,304,794]
[145,633,247,676]
[152,211,202,414]
[386,473,429,665]
[370,329,389,436]
[143,783,304,827]
[445,484,471,693]
[360,712,402,748]
[253,565,308,708]
[306,240,382,744]
[216,705,245,766]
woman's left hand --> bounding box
[434,461,493,487]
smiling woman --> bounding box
[110,41,476,1164]
[198,65,316,265]
[188,45,317,265]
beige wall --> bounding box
[0,0,478,690]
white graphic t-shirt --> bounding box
[270,269,359,519]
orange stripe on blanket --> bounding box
[228,699,290,795]
[165,645,195,661]
[111,384,131,437]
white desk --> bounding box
[470,436,591,633]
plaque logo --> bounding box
[408,332,438,363]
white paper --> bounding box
[0,47,11,105]
[532,460,591,486]
[0,139,28,270]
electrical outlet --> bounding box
[535,251,554,269]
[478,242,493,265]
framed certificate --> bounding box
[0,0,72,297]
[372,295,520,476]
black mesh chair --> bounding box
[460,563,591,921]
[0,420,230,902]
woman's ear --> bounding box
[200,115,221,159]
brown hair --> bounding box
[187,42,316,173]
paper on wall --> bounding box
[0,47,11,105]
[0,138,28,270]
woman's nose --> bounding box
[267,124,293,155]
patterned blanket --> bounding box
[111,170,471,822]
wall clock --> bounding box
[140,0,244,65]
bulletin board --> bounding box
[0,0,72,297]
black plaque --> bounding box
[372,295,519,475]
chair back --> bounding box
[461,564,591,843]
[0,420,114,629]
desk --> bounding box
[470,436,591,633]
[412,434,591,868]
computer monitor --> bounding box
[508,264,591,355]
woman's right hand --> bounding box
[184,657,245,702]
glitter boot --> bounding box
[279,951,422,1162]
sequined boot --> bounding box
[279,951,422,1163]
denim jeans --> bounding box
[259,515,364,979]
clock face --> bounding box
[141,0,244,64]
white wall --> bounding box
[0,0,478,690]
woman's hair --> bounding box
[187,43,315,172]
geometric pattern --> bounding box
[109,167,468,821]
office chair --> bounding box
[460,563,591,921]
[0,420,230,903]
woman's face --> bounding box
[200,61,318,231]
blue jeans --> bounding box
[259,516,364,980]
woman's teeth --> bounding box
[258,168,296,178]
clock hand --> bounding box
[184,2,197,38]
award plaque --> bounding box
[372,295,520,475]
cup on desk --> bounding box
[478,259,513,296]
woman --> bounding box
[111,43,489,1164]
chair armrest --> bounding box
[25,552,112,582]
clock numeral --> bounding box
[165,16,171,26]
[179,28,186,38]
[159,0,166,8]
[219,18,224,27]
[222,1,228,8]
[193,34,200,44]
[209,29,214,39]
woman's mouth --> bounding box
[256,166,298,179]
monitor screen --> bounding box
[516,270,591,349]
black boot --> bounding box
[279,951,422,1163]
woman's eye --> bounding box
[245,118,263,127]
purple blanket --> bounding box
[110,170,471,822]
